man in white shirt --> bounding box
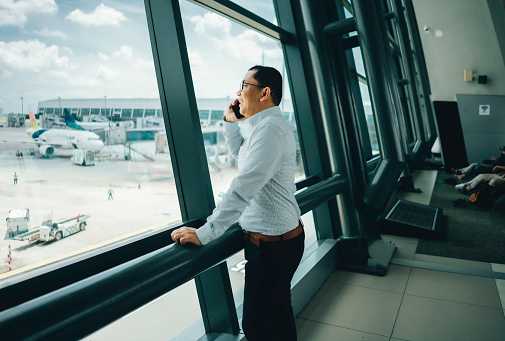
[172,65,303,340]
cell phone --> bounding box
[231,102,245,119]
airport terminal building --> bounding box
[2,1,505,341]
[37,98,236,121]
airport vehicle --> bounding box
[1,114,104,157]
[64,109,116,131]
[39,215,88,242]
[5,209,30,238]
[12,214,88,242]
[72,150,95,166]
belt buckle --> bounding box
[250,233,261,247]
[243,230,261,246]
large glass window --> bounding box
[0,0,183,304]
[0,0,195,335]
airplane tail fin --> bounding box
[64,108,76,123]
[29,111,40,130]
[64,108,83,130]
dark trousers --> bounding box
[242,231,304,341]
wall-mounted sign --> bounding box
[479,105,490,115]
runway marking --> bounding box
[0,218,181,280]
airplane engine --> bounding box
[39,145,55,157]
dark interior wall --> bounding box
[433,101,468,169]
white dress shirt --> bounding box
[196,106,301,245]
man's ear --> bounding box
[260,87,271,102]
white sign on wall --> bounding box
[479,105,490,115]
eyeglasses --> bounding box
[240,80,265,91]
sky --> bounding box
[0,0,285,114]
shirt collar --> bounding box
[247,106,281,128]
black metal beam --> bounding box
[342,35,360,50]
[324,18,357,36]
[187,0,292,42]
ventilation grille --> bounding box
[385,200,439,230]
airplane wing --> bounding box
[0,138,64,148]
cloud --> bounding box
[98,45,153,69]
[0,39,74,72]
[0,0,58,27]
[27,28,67,39]
[190,12,230,37]
[189,13,281,64]
[96,65,119,81]
[66,3,126,26]
[98,52,109,61]
[112,45,134,61]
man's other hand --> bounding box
[171,226,203,246]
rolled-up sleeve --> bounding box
[223,122,243,159]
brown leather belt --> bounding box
[243,220,304,247]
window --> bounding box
[199,110,210,126]
[210,110,224,125]
[0,1,181,285]
[121,109,132,118]
[133,109,144,117]
[0,0,189,335]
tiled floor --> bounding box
[296,170,505,341]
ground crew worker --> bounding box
[14,172,18,185]
[108,185,114,200]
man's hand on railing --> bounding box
[171,226,203,246]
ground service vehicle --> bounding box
[39,215,89,242]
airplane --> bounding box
[2,114,104,157]
[64,108,115,131]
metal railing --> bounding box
[0,174,347,341]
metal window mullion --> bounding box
[402,0,437,143]
[274,0,342,240]
[391,0,427,146]
[291,0,364,239]
[352,0,404,162]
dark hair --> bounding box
[248,65,283,106]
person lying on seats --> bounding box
[455,173,505,194]
[451,146,505,180]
